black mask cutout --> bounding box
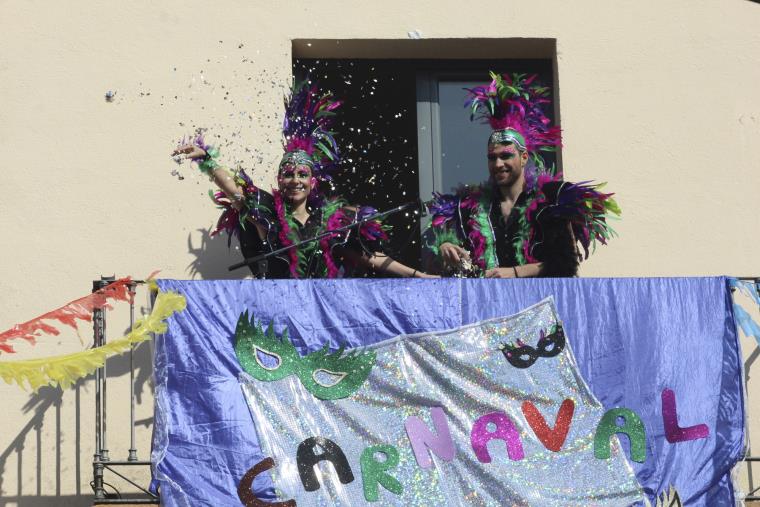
[500,324,566,369]
[501,345,539,369]
[536,324,565,358]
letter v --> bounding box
[521,399,575,452]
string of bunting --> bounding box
[0,290,186,391]
[730,278,760,346]
[0,277,137,354]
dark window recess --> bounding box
[293,58,555,271]
[294,59,422,270]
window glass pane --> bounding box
[438,81,493,193]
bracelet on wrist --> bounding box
[197,146,220,176]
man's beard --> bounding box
[493,170,518,186]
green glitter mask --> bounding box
[488,129,527,151]
[234,312,376,400]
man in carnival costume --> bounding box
[174,79,435,279]
[427,72,620,278]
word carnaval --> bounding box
[238,388,708,506]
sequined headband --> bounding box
[279,150,314,170]
[488,129,527,151]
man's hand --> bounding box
[440,242,470,267]
[485,267,517,279]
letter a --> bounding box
[296,437,354,492]
[594,408,647,463]
[470,411,524,463]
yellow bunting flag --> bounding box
[0,291,186,391]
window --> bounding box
[294,44,556,268]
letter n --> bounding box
[404,407,456,469]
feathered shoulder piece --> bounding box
[525,174,621,261]
[426,184,491,227]
[465,72,561,165]
[425,184,499,270]
[281,79,343,181]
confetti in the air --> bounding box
[111,40,424,266]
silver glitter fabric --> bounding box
[240,298,644,506]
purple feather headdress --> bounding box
[280,79,342,182]
[465,72,561,166]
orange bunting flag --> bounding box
[0,277,134,354]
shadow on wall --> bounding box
[0,341,154,507]
[186,228,250,280]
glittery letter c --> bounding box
[238,457,296,507]
[404,407,456,469]
[594,408,647,463]
[661,388,709,443]
[470,411,525,463]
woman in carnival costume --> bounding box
[174,79,435,279]
[426,72,621,278]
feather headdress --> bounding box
[280,79,343,182]
[465,72,561,166]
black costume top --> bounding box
[215,180,388,279]
[426,175,620,277]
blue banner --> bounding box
[152,278,745,506]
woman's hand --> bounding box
[172,143,206,160]
[484,267,517,279]
[414,271,440,279]
[440,242,470,267]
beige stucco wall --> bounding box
[1,0,759,504]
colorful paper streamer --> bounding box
[0,291,186,391]
[0,277,134,354]
[729,278,760,347]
